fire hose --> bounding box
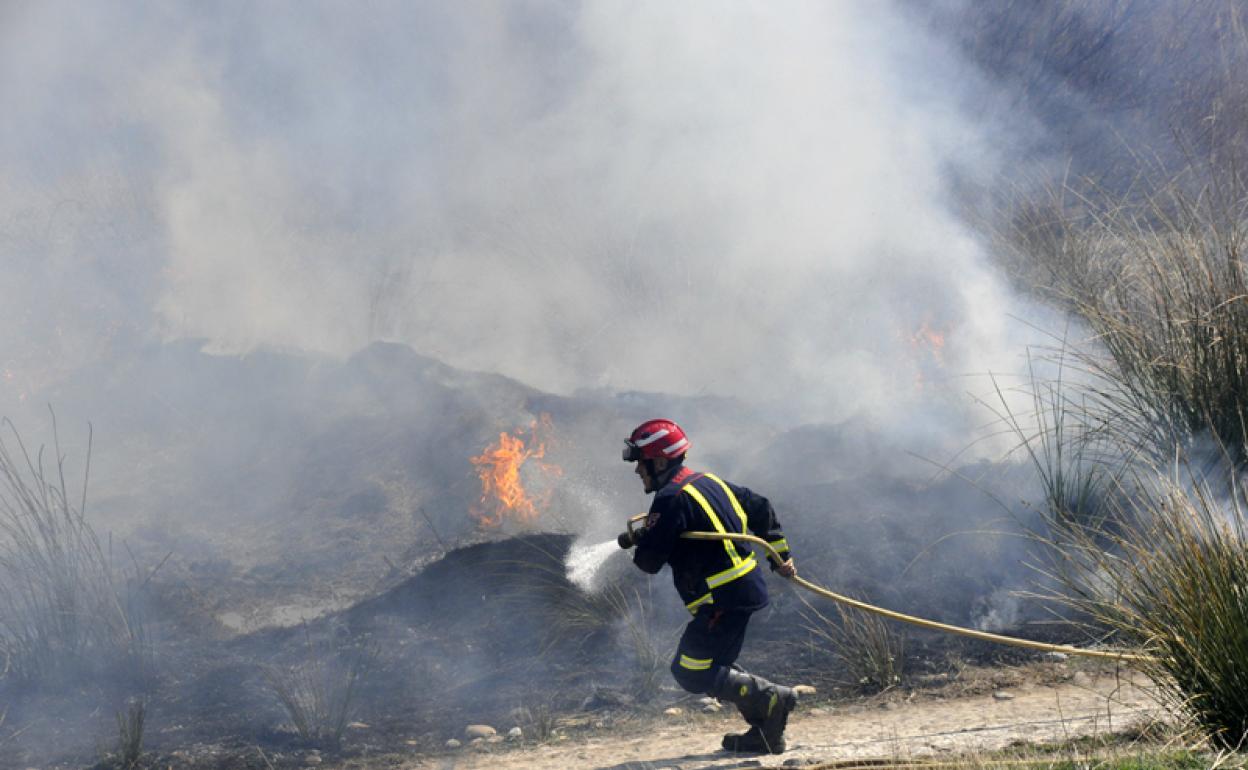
[621,516,1151,662]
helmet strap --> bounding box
[647,456,685,490]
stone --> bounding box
[465,724,497,739]
[702,702,722,713]
[992,691,1015,701]
[487,735,504,744]
[1044,651,1069,661]
[508,726,523,739]
[663,707,684,716]
[580,686,635,711]
[347,721,369,729]
[304,755,322,766]
[793,684,817,697]
[445,739,462,749]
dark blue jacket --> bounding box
[633,468,791,614]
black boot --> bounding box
[722,725,775,753]
[713,669,796,754]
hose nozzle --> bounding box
[618,513,648,549]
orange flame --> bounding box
[910,322,946,361]
[469,414,562,528]
[907,321,949,391]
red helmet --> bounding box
[623,419,691,462]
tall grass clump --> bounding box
[1045,470,1248,749]
[0,417,149,686]
[990,354,1136,530]
[800,597,904,694]
[1006,171,1248,465]
[999,166,1248,748]
[108,698,147,769]
[548,578,668,701]
[264,632,372,751]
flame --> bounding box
[910,321,946,362]
[907,321,949,391]
[469,414,562,528]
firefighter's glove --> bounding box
[617,527,646,550]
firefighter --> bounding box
[618,418,799,754]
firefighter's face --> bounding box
[635,458,667,493]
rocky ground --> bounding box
[268,663,1164,770]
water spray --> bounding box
[566,539,621,592]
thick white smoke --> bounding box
[1,1,1042,458]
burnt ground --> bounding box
[0,532,1134,770]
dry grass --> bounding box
[1002,169,1248,465]
[0,416,151,687]
[550,577,669,702]
[513,702,558,742]
[264,631,372,751]
[800,595,905,695]
[997,165,1248,748]
[1044,471,1248,749]
[113,698,146,770]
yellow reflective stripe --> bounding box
[706,553,757,588]
[703,473,749,532]
[679,654,713,671]
[682,482,743,566]
[685,591,714,614]
[769,538,790,553]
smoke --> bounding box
[9,4,1248,762]
[0,0,1050,462]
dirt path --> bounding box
[397,670,1161,770]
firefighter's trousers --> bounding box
[670,605,753,694]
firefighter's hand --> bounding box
[618,528,646,549]
[775,558,796,578]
